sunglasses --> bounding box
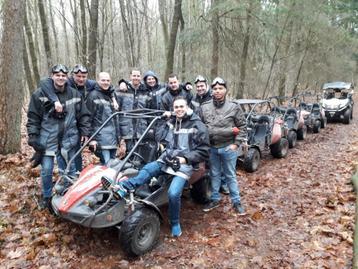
[211,77,226,87]
[194,75,207,84]
[52,64,69,74]
[72,64,88,74]
[174,105,185,109]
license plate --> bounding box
[329,112,335,116]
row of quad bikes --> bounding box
[51,84,354,256]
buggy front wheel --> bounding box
[119,207,160,256]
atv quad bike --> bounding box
[298,91,327,133]
[51,109,210,256]
[237,99,289,172]
[321,82,354,124]
[269,96,307,148]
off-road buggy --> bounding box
[297,91,327,133]
[237,99,289,172]
[269,96,307,148]
[321,82,354,124]
[51,109,210,256]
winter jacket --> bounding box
[155,110,210,179]
[27,83,90,158]
[194,89,212,105]
[160,85,193,111]
[200,99,247,148]
[143,71,167,110]
[39,77,96,104]
[115,80,151,139]
[86,86,119,149]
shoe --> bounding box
[219,185,230,195]
[233,202,245,215]
[171,223,182,237]
[203,201,220,212]
[101,176,127,199]
[39,197,52,212]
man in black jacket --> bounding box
[103,96,210,237]
[86,72,120,165]
[27,64,90,210]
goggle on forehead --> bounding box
[194,75,207,84]
[72,64,88,74]
[211,77,226,87]
[52,64,69,74]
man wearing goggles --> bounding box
[27,64,91,211]
[200,77,248,214]
[193,75,212,105]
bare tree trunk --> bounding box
[237,1,254,99]
[0,0,25,154]
[178,2,186,81]
[143,0,153,66]
[48,0,59,63]
[158,0,169,60]
[60,0,70,62]
[165,0,182,79]
[80,0,88,64]
[38,0,52,68]
[292,29,312,97]
[210,0,219,80]
[24,3,40,86]
[23,39,35,92]
[88,0,99,78]
[119,0,133,67]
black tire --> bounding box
[190,175,211,204]
[287,130,297,148]
[270,138,289,158]
[343,109,351,124]
[313,120,321,133]
[297,125,307,140]
[243,147,260,172]
[351,108,353,119]
[321,118,327,128]
[119,207,160,256]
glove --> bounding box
[30,151,43,168]
[28,135,45,152]
[232,127,240,135]
[164,154,181,171]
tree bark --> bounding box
[60,0,70,63]
[88,0,99,78]
[178,2,186,81]
[165,0,182,79]
[49,0,59,63]
[0,0,25,154]
[38,0,52,68]
[24,3,40,86]
[210,0,219,80]
[158,0,169,60]
[80,0,88,65]
[23,38,35,93]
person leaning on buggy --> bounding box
[102,96,210,237]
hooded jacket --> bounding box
[115,79,151,139]
[160,85,193,111]
[143,71,167,110]
[155,110,210,179]
[86,85,119,149]
[27,83,90,157]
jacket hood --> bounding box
[143,70,159,85]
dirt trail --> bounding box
[1,104,357,268]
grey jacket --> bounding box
[200,99,247,148]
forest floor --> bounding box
[0,104,357,269]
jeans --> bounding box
[122,161,187,224]
[41,149,76,198]
[98,149,116,165]
[209,146,241,204]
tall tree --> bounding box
[0,0,25,154]
[165,0,182,79]
[38,0,53,68]
[210,0,219,79]
[80,0,88,64]
[88,0,99,78]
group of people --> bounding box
[26,64,248,238]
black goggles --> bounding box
[51,64,69,74]
[211,77,226,88]
[72,64,88,74]
[194,75,207,84]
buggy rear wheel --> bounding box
[297,125,307,140]
[270,138,289,158]
[313,120,321,133]
[287,130,297,148]
[343,109,351,124]
[243,147,260,172]
[321,118,327,128]
[190,175,211,204]
[119,207,160,256]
